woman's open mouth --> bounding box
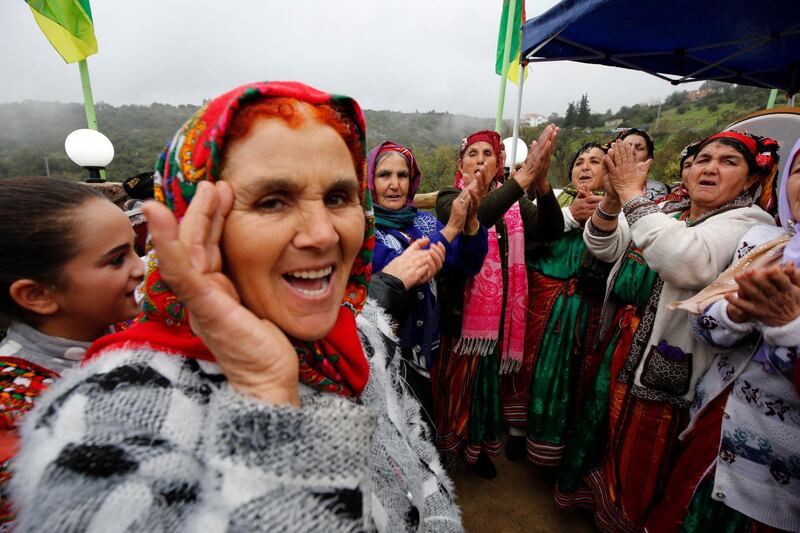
[698,179,717,187]
[282,265,335,297]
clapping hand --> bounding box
[569,186,603,225]
[726,263,800,326]
[143,181,300,406]
[444,181,480,241]
[603,141,652,203]
[514,124,559,194]
[381,237,447,289]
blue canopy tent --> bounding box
[521,0,800,95]
[504,0,800,165]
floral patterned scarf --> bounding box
[453,130,527,373]
[87,81,374,398]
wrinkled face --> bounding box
[221,117,365,341]
[458,141,497,193]
[571,147,606,190]
[622,134,650,163]
[373,153,410,211]
[681,155,696,184]
[56,198,144,335]
[786,152,800,222]
[686,141,755,212]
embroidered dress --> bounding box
[0,322,87,529]
[557,194,774,532]
[500,224,611,466]
[555,245,663,520]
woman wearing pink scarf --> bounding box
[432,126,563,478]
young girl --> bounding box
[0,177,144,526]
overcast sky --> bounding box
[3,1,700,119]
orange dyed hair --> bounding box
[223,97,365,177]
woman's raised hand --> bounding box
[143,181,300,406]
[514,124,559,193]
[604,141,652,203]
[726,263,800,326]
[569,186,603,224]
[442,180,480,242]
[382,237,447,289]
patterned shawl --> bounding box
[87,81,374,399]
[453,130,527,373]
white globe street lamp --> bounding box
[64,129,114,183]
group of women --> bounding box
[0,80,796,532]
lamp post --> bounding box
[64,129,114,183]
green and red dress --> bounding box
[500,226,611,465]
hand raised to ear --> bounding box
[144,180,300,406]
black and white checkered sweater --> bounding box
[10,302,462,532]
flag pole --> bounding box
[78,59,98,130]
[78,58,107,180]
[509,60,526,169]
[494,0,517,134]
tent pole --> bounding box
[494,0,518,134]
[509,61,526,170]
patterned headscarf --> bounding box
[88,81,374,399]
[367,141,422,206]
[699,130,781,214]
[452,130,527,373]
[456,130,505,188]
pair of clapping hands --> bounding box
[570,142,653,224]
[727,263,800,327]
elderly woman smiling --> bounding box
[554,131,779,530]
[11,82,461,532]
[367,141,487,436]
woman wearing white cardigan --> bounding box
[553,131,779,532]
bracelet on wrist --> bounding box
[595,204,620,221]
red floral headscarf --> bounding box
[87,81,374,398]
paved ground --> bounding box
[447,443,597,533]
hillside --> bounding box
[0,81,787,193]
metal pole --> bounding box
[44,157,50,176]
[510,61,526,170]
[494,0,518,133]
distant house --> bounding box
[604,118,624,128]
[523,112,548,127]
[686,87,720,101]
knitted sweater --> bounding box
[690,224,800,531]
[584,196,775,405]
[10,301,462,532]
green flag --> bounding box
[27,0,98,64]
[495,0,527,84]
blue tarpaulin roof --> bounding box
[521,0,800,95]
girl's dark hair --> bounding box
[567,142,606,184]
[0,177,103,321]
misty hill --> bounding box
[0,101,492,183]
[0,81,786,191]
